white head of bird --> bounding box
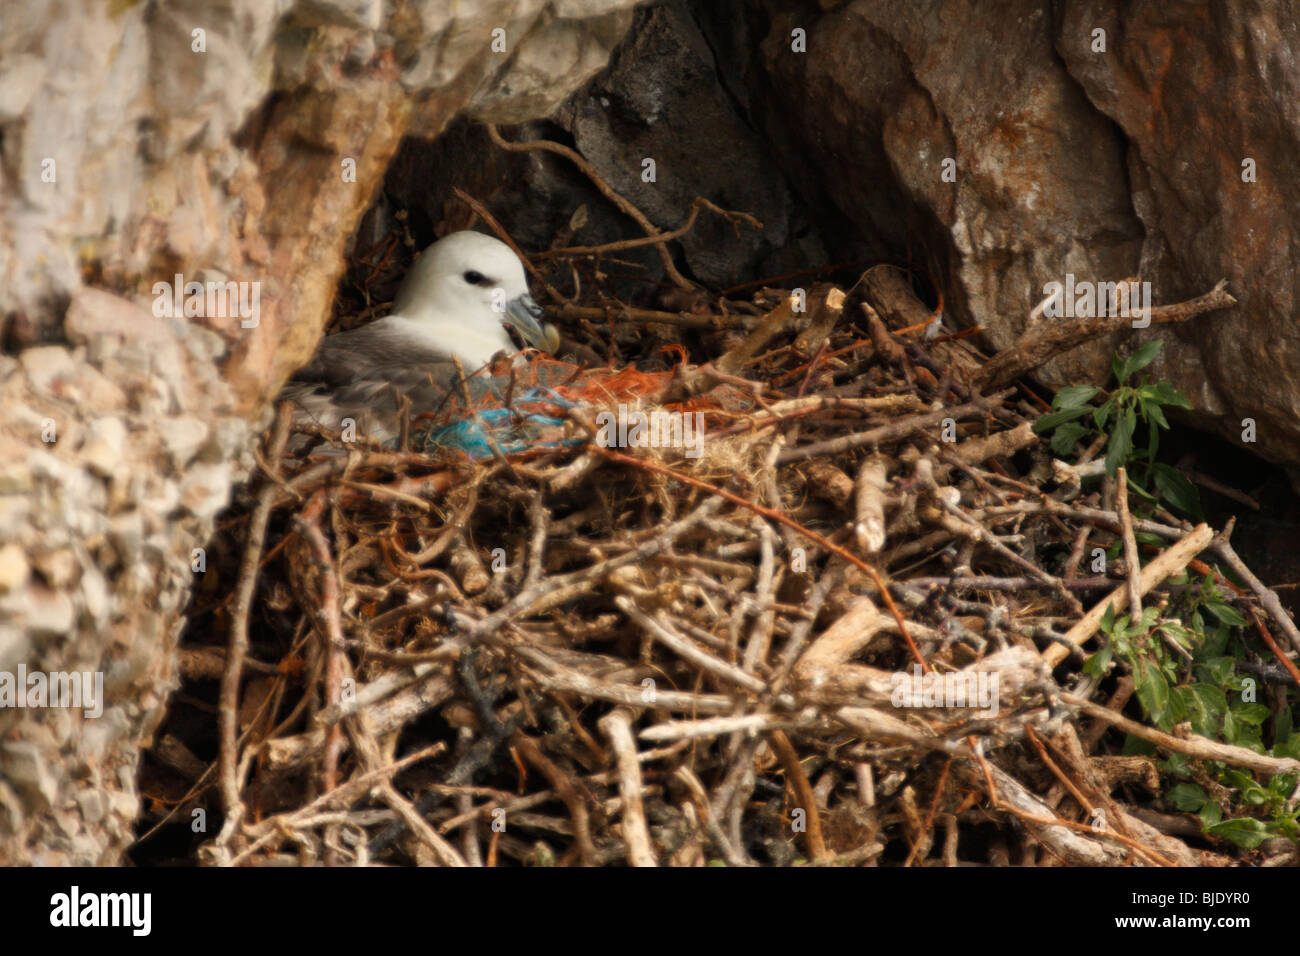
[388,231,555,367]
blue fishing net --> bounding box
[417,386,583,458]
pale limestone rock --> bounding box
[0,544,29,594]
[0,0,641,868]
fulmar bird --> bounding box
[283,231,556,443]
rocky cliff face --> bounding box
[0,0,639,865]
[706,0,1294,473]
[1,0,1295,863]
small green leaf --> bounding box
[1223,708,1239,744]
[1168,783,1208,812]
[1135,659,1171,727]
[1150,463,1203,519]
[1276,732,1300,761]
[1083,646,1113,679]
[1149,381,1192,409]
[1198,657,1237,686]
[1157,621,1194,648]
[1178,683,1227,736]
[1231,702,1272,727]
[1104,418,1133,475]
[1053,385,1103,409]
[1275,709,1295,750]
[1266,773,1298,798]
[1125,477,1158,505]
[1034,406,1092,433]
[1144,399,1170,430]
[1116,339,1163,384]
[1165,683,1188,724]
[1049,421,1090,456]
[1206,817,1269,849]
[1122,734,1157,756]
[1093,397,1116,431]
[1223,770,1257,793]
[1205,601,1247,627]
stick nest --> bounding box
[138,204,1288,869]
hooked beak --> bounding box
[503,294,560,353]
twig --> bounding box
[378,783,468,867]
[485,124,698,289]
[617,597,768,694]
[511,732,598,866]
[776,391,1014,464]
[1062,693,1300,776]
[215,402,292,851]
[769,729,831,862]
[293,515,349,792]
[1210,529,1300,656]
[1116,466,1143,620]
[554,301,746,330]
[533,197,762,261]
[1043,524,1213,668]
[976,280,1236,390]
[902,758,951,867]
[599,709,658,866]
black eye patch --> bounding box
[462,270,488,285]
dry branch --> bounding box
[976,280,1237,390]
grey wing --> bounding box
[282,323,474,442]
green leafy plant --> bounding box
[1042,345,1300,848]
[1084,573,1300,848]
[1033,339,1202,518]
